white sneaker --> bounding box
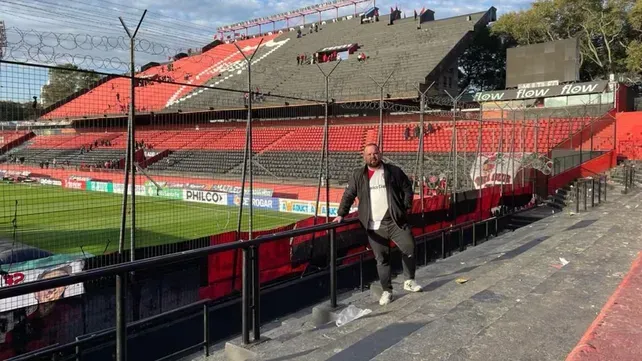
[404,280,423,292]
[379,291,393,305]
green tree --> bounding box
[0,100,38,121]
[40,64,102,108]
[491,0,640,80]
[458,26,516,91]
[626,0,642,73]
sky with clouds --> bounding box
[0,0,533,101]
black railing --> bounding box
[1,210,525,361]
[622,163,637,194]
[573,175,607,213]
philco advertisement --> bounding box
[182,189,228,205]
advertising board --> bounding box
[278,199,352,216]
[144,185,183,200]
[182,189,227,205]
[38,178,62,187]
[64,178,86,190]
[112,183,146,195]
[228,194,280,211]
[210,184,273,197]
[86,181,113,193]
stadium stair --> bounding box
[204,181,640,361]
[41,36,278,119]
[0,131,35,155]
[175,8,496,109]
[167,36,290,110]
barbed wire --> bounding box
[2,27,280,72]
[3,27,213,71]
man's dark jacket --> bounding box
[337,162,414,228]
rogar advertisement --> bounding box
[228,194,279,211]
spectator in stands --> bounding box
[426,123,434,134]
[334,143,422,306]
[414,125,420,138]
[403,126,410,140]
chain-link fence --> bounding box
[0,13,622,359]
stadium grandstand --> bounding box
[0,0,641,360]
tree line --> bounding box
[0,64,101,122]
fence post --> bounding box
[241,247,251,345]
[75,336,81,361]
[203,303,210,357]
[472,223,476,247]
[591,178,595,208]
[115,274,127,361]
[330,228,337,308]
[359,252,364,292]
[252,245,260,341]
[582,179,588,211]
[575,181,580,213]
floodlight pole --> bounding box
[412,82,434,222]
[444,88,467,223]
[116,10,146,361]
[369,70,394,155]
[315,60,340,225]
[234,38,263,345]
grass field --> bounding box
[0,183,307,256]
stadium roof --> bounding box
[216,0,370,32]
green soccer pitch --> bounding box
[0,183,307,256]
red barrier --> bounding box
[548,151,616,194]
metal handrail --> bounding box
[0,218,359,299]
[1,207,521,360]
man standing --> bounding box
[334,143,422,305]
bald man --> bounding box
[334,143,422,305]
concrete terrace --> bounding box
[196,181,642,361]
[170,8,496,111]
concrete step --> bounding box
[194,183,634,361]
[206,190,634,361]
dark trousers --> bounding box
[367,218,416,292]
